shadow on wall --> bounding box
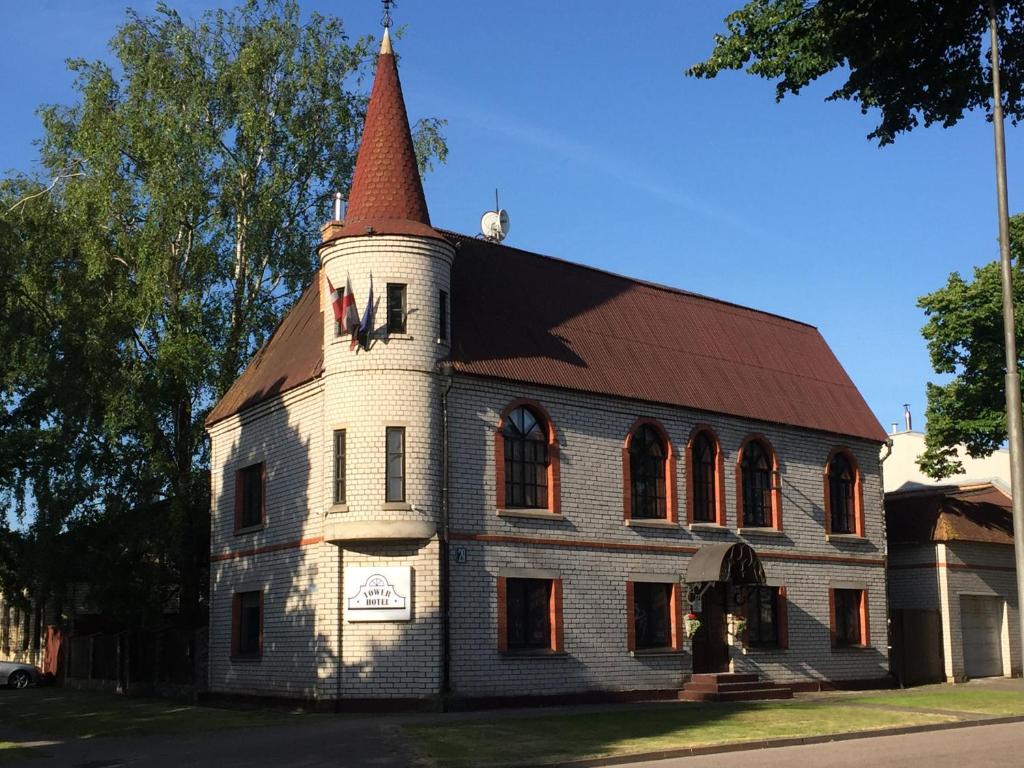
[213,407,443,706]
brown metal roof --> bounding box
[205,274,324,427]
[207,234,887,442]
[447,234,887,443]
[886,484,1014,545]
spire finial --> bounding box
[381,0,395,29]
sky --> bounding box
[1,0,1018,436]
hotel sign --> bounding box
[344,566,412,622]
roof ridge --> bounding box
[440,230,818,331]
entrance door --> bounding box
[691,584,729,673]
[960,595,1004,679]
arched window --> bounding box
[738,437,780,529]
[630,425,667,519]
[502,405,549,509]
[690,430,719,524]
[825,449,862,536]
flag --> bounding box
[340,274,359,335]
[353,274,374,351]
[326,276,344,323]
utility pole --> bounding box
[988,1,1024,671]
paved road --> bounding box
[622,721,1024,768]
[4,719,421,767]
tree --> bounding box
[917,215,1024,477]
[0,0,446,627]
[689,0,1024,145]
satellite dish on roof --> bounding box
[480,208,510,242]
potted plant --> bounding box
[684,612,701,637]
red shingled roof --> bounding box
[206,275,323,427]
[206,235,887,444]
[341,33,432,234]
[447,234,886,443]
[886,484,1014,545]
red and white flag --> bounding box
[326,276,344,322]
[340,274,359,335]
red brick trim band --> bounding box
[450,532,885,567]
[889,561,1016,573]
[212,536,324,563]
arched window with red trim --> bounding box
[495,400,561,513]
[687,427,724,525]
[824,448,863,536]
[736,435,781,530]
[622,419,677,522]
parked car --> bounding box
[0,661,41,689]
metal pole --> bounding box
[988,2,1024,674]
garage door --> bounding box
[960,595,1004,679]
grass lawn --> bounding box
[853,687,1024,716]
[405,700,955,768]
[0,741,46,763]
[0,688,302,741]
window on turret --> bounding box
[439,290,449,342]
[333,430,346,505]
[385,427,406,502]
[387,283,407,334]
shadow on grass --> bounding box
[404,699,956,768]
[0,687,299,741]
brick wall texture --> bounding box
[207,233,892,704]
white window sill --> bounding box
[826,533,869,543]
[382,501,412,511]
[625,518,679,529]
[738,527,785,537]
[497,508,563,521]
[499,648,568,659]
[327,503,349,515]
[630,648,683,657]
[689,522,727,532]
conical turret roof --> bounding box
[332,28,440,240]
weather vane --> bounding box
[381,0,396,29]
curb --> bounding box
[520,713,1024,768]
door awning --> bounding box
[685,542,766,585]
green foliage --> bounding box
[689,0,1024,145]
[917,215,1024,478]
[0,0,446,628]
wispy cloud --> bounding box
[421,86,800,251]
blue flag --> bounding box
[354,274,374,351]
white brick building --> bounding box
[205,29,891,707]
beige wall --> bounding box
[883,431,1011,493]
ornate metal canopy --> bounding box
[685,542,765,586]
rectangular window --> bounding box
[747,586,782,648]
[632,582,673,649]
[386,283,407,334]
[233,591,263,658]
[333,430,346,505]
[505,578,553,650]
[832,588,867,647]
[235,463,265,530]
[385,427,406,502]
[438,290,449,342]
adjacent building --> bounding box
[205,28,891,707]
[884,425,1020,684]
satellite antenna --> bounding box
[480,189,510,242]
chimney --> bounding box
[332,192,345,221]
[903,404,912,432]
[891,422,899,435]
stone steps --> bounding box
[679,672,794,702]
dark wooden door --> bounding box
[692,584,729,673]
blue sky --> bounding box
[2,0,1017,435]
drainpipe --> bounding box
[438,364,454,709]
[878,438,899,686]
